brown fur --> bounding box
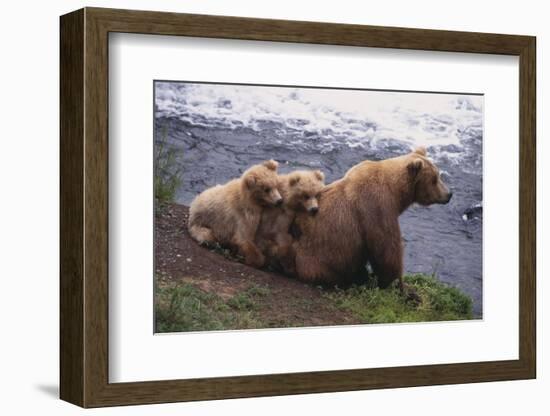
[255,169,325,271]
[188,160,282,267]
[287,147,452,288]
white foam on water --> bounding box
[155,81,483,150]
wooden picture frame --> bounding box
[60,7,536,408]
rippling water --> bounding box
[154,81,483,317]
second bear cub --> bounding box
[256,169,325,271]
[188,159,282,267]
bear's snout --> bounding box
[268,189,283,206]
[438,190,453,204]
[308,206,319,215]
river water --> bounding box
[154,81,483,317]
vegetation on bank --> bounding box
[324,274,473,324]
[154,125,182,206]
[155,273,473,333]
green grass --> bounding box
[154,125,182,206]
[155,273,473,333]
[324,274,473,324]
[155,280,270,333]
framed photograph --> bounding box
[60,7,536,408]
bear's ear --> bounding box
[263,159,279,171]
[245,174,257,189]
[314,170,325,182]
[407,158,424,177]
[289,174,301,187]
[413,146,427,156]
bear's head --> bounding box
[243,159,283,207]
[408,147,453,205]
[284,170,325,215]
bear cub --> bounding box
[255,169,325,272]
[188,159,281,267]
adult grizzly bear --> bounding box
[288,147,452,292]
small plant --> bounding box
[227,285,271,311]
[154,125,182,206]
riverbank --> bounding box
[154,203,474,333]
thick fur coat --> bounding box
[188,160,282,267]
[255,169,325,271]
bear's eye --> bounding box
[303,194,309,200]
[432,176,438,185]
[264,187,271,193]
